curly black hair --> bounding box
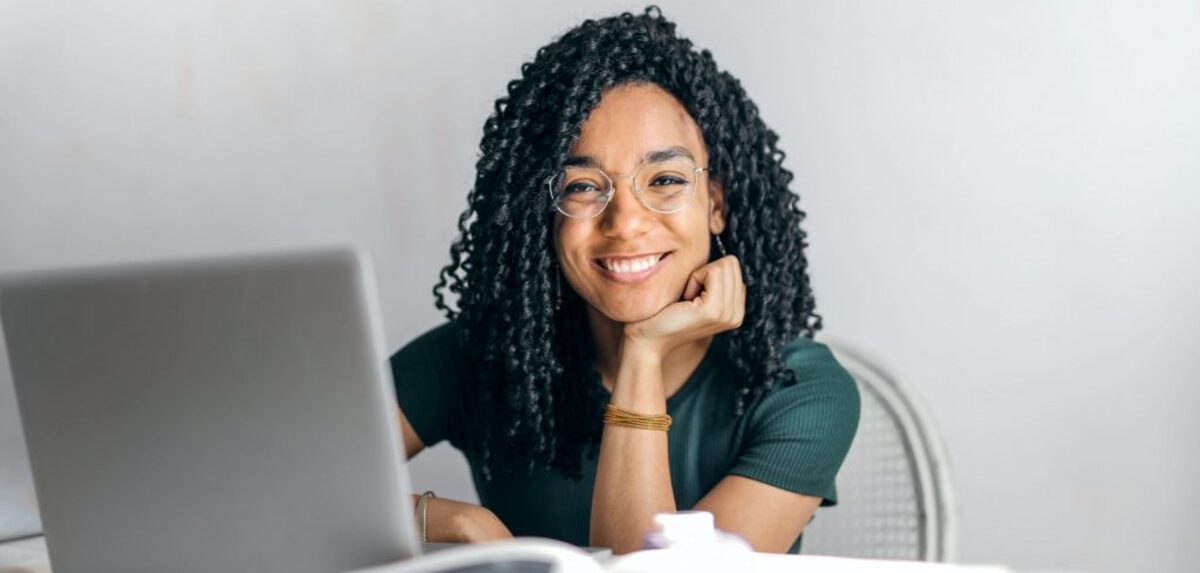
[432,5,821,481]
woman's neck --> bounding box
[585,304,713,399]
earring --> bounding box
[714,234,728,257]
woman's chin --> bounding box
[596,300,670,324]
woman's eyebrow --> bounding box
[563,146,695,169]
[563,155,598,168]
[645,146,695,163]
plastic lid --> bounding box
[653,511,717,545]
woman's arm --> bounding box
[589,256,745,554]
[588,343,676,553]
[399,406,426,459]
[693,476,822,553]
[417,495,514,543]
[400,406,514,543]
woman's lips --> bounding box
[591,252,671,284]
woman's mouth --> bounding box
[591,252,671,284]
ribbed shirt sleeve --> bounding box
[388,320,466,449]
[727,337,861,505]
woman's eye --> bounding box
[651,175,685,186]
[564,182,599,194]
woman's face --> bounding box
[553,82,725,324]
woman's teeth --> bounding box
[600,254,664,273]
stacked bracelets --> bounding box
[603,403,672,431]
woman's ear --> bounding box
[708,180,727,235]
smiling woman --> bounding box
[389,6,860,555]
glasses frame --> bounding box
[546,158,709,219]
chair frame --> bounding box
[820,340,959,562]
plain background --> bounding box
[1,1,1197,571]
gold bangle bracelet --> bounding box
[603,403,672,431]
[416,490,436,542]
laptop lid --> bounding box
[0,329,42,542]
[0,247,420,573]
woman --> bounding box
[390,6,859,555]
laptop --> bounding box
[0,248,611,573]
[0,248,422,573]
[0,331,42,543]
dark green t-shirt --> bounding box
[390,321,860,554]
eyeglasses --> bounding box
[546,157,708,219]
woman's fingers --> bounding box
[697,260,725,322]
[724,257,735,324]
[686,255,746,332]
[682,264,707,301]
[626,255,746,354]
[712,255,744,330]
[731,257,745,328]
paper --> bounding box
[0,537,50,573]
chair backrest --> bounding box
[800,342,957,561]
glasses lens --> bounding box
[552,168,610,217]
[635,160,698,213]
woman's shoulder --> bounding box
[390,319,467,359]
[725,334,861,505]
[388,319,473,448]
[780,335,852,381]
[747,335,862,428]
[781,336,859,397]
[388,319,475,394]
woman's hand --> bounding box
[623,255,746,359]
[422,496,514,543]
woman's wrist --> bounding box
[421,496,513,543]
[611,338,667,411]
[619,334,667,366]
[448,504,514,543]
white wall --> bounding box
[1,1,1196,571]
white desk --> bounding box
[0,537,48,573]
[2,535,1015,573]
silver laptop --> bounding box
[0,248,420,573]
[0,330,42,543]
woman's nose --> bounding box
[598,178,653,238]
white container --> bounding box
[608,510,753,573]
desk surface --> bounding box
[2,535,1016,573]
[0,536,49,573]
